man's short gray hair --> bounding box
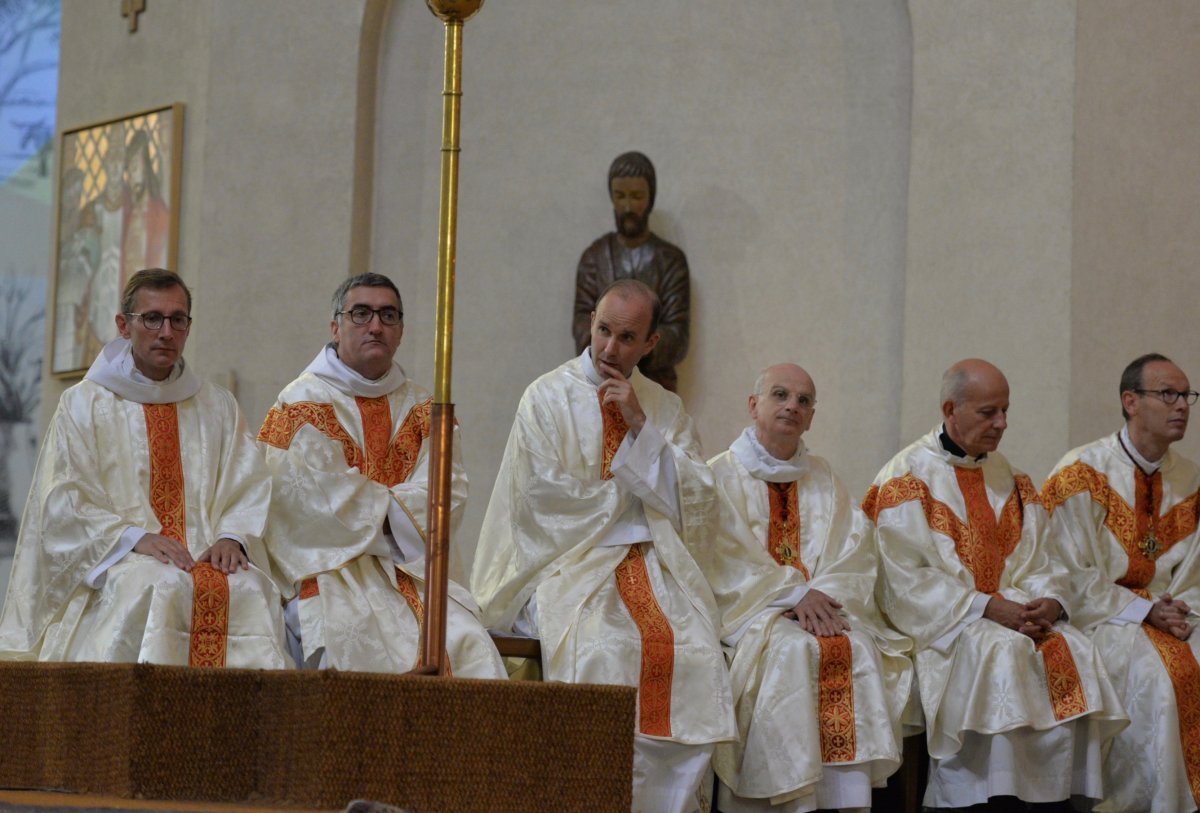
[331,273,403,320]
[940,366,970,407]
[752,369,768,399]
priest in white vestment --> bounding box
[257,273,504,678]
[1043,353,1200,813]
[0,269,287,668]
[706,364,915,813]
[472,279,735,813]
[863,359,1126,810]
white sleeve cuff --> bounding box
[86,526,148,589]
[386,498,426,564]
[611,421,681,527]
[1114,595,1153,625]
[723,585,809,647]
[929,592,990,654]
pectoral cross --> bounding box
[122,0,146,33]
[1140,529,1161,560]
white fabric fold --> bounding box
[84,337,201,404]
[304,343,406,399]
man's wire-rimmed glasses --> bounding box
[125,311,192,331]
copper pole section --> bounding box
[422,0,483,675]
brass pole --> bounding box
[422,0,483,676]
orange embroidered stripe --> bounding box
[143,404,231,668]
[359,397,433,488]
[189,563,230,668]
[1035,632,1089,721]
[600,396,673,734]
[862,471,1033,592]
[259,398,434,489]
[616,544,675,737]
[817,635,856,762]
[299,577,320,600]
[1042,461,1199,590]
[600,399,626,480]
[143,403,187,545]
[258,402,363,470]
[1145,623,1200,806]
[768,481,808,578]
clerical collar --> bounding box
[731,426,809,483]
[580,348,603,386]
[84,337,201,405]
[939,424,986,462]
[304,343,406,399]
[1118,424,1163,474]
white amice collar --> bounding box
[305,343,406,399]
[580,348,603,387]
[731,426,810,483]
[1120,424,1164,474]
[84,338,201,404]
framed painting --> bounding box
[50,103,183,377]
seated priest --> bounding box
[0,268,288,667]
[1043,353,1200,813]
[257,272,504,678]
[706,363,915,813]
[471,279,736,813]
[862,358,1127,810]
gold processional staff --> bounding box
[421,0,485,676]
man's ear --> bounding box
[1121,390,1140,419]
[640,331,660,360]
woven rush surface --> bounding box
[0,663,636,812]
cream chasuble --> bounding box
[0,339,287,668]
[864,428,1126,807]
[257,347,504,678]
[471,354,735,746]
[1045,432,1200,813]
[707,430,915,812]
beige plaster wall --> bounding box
[373,1,913,564]
[45,0,1200,583]
[1071,1,1200,464]
[902,0,1077,483]
[47,0,370,428]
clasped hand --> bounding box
[784,589,850,637]
[984,595,1061,641]
[1149,594,1193,640]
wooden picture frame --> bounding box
[49,103,183,377]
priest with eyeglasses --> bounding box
[0,268,289,668]
[1043,353,1200,813]
[257,272,504,677]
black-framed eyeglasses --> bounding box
[337,305,403,326]
[125,311,192,331]
[1133,388,1200,406]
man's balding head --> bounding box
[941,359,1010,457]
[749,363,817,460]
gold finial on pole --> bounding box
[420,0,484,676]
